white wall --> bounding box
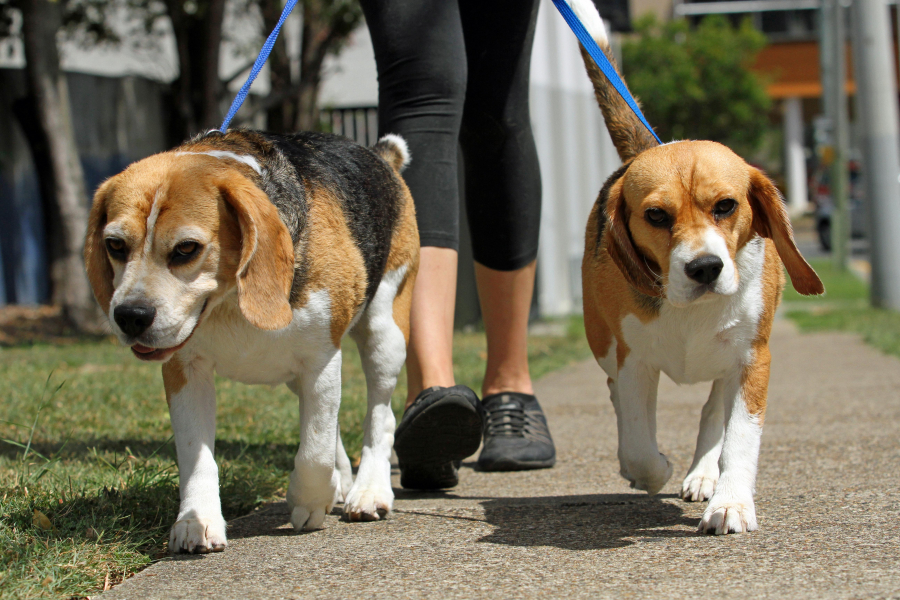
[530,0,620,316]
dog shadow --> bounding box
[475,493,697,550]
[228,492,697,552]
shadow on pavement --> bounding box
[476,493,696,550]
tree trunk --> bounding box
[16,0,102,332]
[165,0,226,143]
[293,0,361,132]
[261,0,295,132]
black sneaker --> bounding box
[394,386,484,490]
[477,392,556,471]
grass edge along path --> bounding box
[782,259,900,359]
[0,319,590,599]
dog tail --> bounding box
[567,0,659,162]
[374,134,411,173]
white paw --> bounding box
[287,469,340,531]
[620,453,673,495]
[343,483,393,522]
[169,515,227,554]
[699,501,758,534]
[681,473,718,502]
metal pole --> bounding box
[851,0,900,309]
[821,0,850,269]
[784,97,809,216]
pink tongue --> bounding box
[132,344,155,354]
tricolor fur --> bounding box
[568,0,823,534]
[84,130,419,552]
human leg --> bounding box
[360,0,466,404]
[476,260,536,398]
[361,0,483,489]
[458,0,555,470]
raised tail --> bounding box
[567,0,659,162]
[374,134,411,173]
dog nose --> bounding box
[685,255,724,285]
[113,304,156,338]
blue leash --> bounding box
[550,0,661,145]
[220,0,658,145]
[219,0,299,131]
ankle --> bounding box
[481,381,534,398]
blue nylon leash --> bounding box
[550,0,662,145]
[219,0,299,131]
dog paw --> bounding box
[681,474,717,502]
[620,453,673,495]
[287,469,340,531]
[169,516,227,554]
[699,501,757,534]
[343,483,393,522]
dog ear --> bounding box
[220,173,295,330]
[83,179,116,313]
[604,177,663,297]
[748,168,824,296]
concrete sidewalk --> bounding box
[105,320,900,599]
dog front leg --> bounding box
[699,348,769,534]
[286,348,342,531]
[610,358,672,495]
[163,355,226,553]
[682,380,726,502]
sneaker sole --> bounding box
[477,456,556,472]
[394,396,483,465]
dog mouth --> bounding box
[129,300,208,362]
[131,336,192,362]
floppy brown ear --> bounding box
[220,173,295,330]
[604,177,663,297]
[748,168,824,295]
[83,179,116,313]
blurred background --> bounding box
[0,0,897,335]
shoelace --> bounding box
[485,401,528,437]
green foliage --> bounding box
[621,14,772,156]
[0,321,590,598]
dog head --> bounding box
[84,153,295,362]
[602,140,823,306]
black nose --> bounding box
[685,255,724,285]
[113,304,156,338]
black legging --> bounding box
[360,0,542,271]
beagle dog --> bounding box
[568,0,823,534]
[84,130,418,552]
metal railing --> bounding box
[320,106,379,146]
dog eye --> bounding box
[644,207,672,228]
[714,199,738,219]
[105,238,128,260]
[171,241,201,265]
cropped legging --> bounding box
[360,0,542,271]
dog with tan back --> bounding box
[84,130,418,552]
[567,0,823,534]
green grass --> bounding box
[0,319,590,599]
[783,259,900,358]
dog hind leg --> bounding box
[343,266,410,521]
[335,429,354,502]
[682,380,726,502]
